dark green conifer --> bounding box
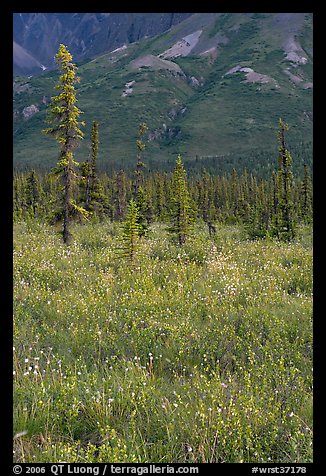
[272,118,296,241]
[134,122,149,236]
[300,164,313,224]
[168,154,193,245]
[43,44,86,243]
[25,170,43,218]
[83,121,107,219]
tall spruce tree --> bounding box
[134,122,148,197]
[81,121,99,209]
[272,118,296,241]
[43,44,85,244]
[134,122,149,236]
[169,154,193,245]
[82,120,107,219]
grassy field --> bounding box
[13,220,313,463]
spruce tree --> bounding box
[134,122,148,197]
[273,118,296,241]
[300,164,313,224]
[169,154,193,245]
[245,180,269,239]
[25,169,43,218]
[134,122,149,236]
[43,44,86,244]
[82,121,107,219]
[136,185,148,237]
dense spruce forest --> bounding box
[13,154,313,241]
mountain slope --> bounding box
[13,12,313,172]
[13,13,193,75]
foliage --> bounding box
[168,155,194,245]
[270,119,296,241]
[80,121,108,219]
[13,164,313,233]
[120,199,141,261]
[299,164,313,224]
[134,122,149,237]
[43,44,86,244]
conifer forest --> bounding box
[13,42,313,466]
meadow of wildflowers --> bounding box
[13,221,313,463]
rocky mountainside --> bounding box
[13,12,313,172]
[13,13,193,75]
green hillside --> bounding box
[13,13,313,173]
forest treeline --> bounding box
[13,158,312,239]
